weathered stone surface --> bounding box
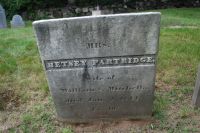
[33,12,161,123]
[10,15,25,28]
[0,4,7,28]
[92,10,102,16]
[192,65,200,107]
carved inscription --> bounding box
[66,98,82,104]
[44,55,155,70]
[90,106,118,112]
[87,42,110,49]
[85,74,115,81]
[120,96,139,102]
[60,85,148,93]
[61,88,97,93]
[65,94,145,104]
[61,83,152,114]
[109,85,147,91]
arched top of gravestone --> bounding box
[12,15,23,21]
[11,14,25,28]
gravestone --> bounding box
[10,15,25,28]
[192,65,200,107]
[92,6,102,16]
[33,12,161,123]
[0,4,7,28]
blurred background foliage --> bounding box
[0,0,199,19]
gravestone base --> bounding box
[68,119,152,132]
[57,115,152,123]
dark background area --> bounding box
[0,0,200,20]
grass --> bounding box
[158,28,200,87]
[0,8,200,132]
[159,8,200,27]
